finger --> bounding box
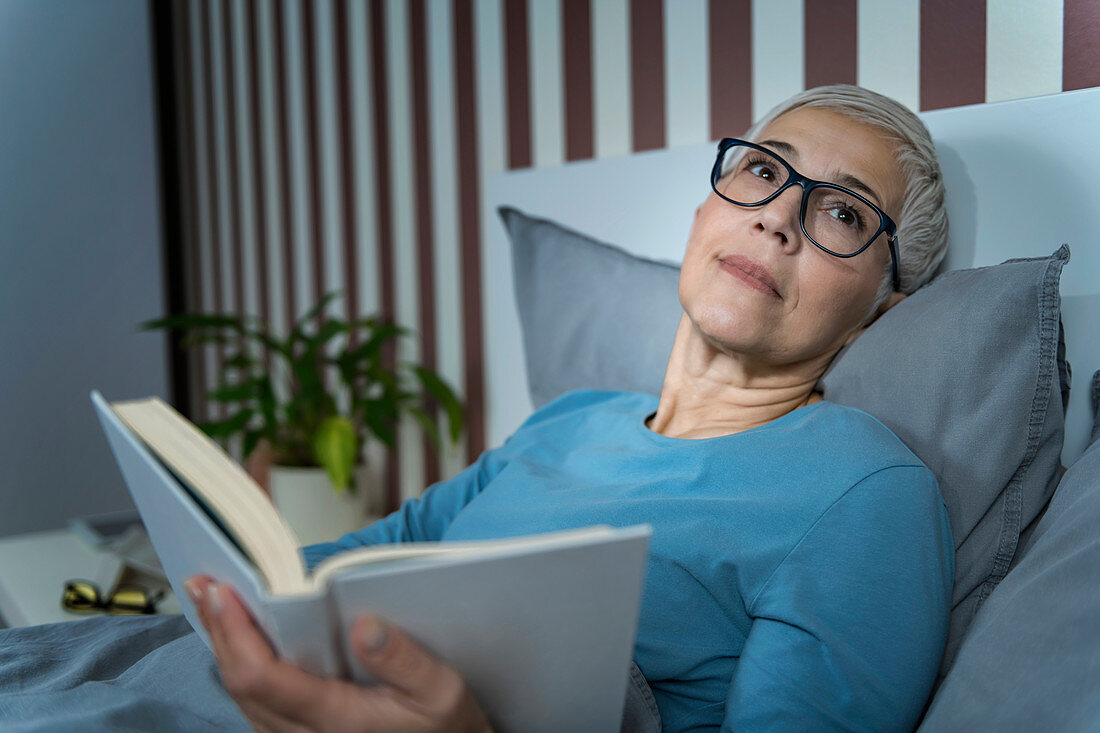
[236,699,313,733]
[208,584,367,729]
[184,575,223,647]
[185,577,242,673]
[350,614,466,709]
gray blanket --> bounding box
[0,615,248,731]
[0,615,660,732]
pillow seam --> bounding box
[973,246,1068,614]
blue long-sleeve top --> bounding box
[304,390,955,732]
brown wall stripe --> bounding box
[220,0,245,321]
[708,0,752,140]
[300,0,325,321]
[1064,0,1100,91]
[504,0,532,169]
[245,0,272,367]
[409,0,441,486]
[453,0,486,463]
[272,0,297,333]
[804,0,857,88]
[630,0,666,151]
[334,0,359,327]
[199,0,225,415]
[920,0,987,111]
[562,0,594,161]
[368,0,401,510]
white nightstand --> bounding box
[0,529,181,628]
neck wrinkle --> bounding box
[648,315,828,440]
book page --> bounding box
[308,525,616,590]
[111,398,308,595]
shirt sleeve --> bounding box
[299,445,510,570]
[723,464,955,732]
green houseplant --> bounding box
[142,292,463,498]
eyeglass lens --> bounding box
[716,145,881,256]
[62,580,161,615]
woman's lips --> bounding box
[718,256,782,298]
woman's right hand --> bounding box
[186,576,494,733]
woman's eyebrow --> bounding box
[758,139,798,159]
[759,138,883,207]
[833,173,883,208]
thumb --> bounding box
[351,614,457,703]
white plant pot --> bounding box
[269,465,378,547]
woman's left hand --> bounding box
[185,576,493,733]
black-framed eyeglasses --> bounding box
[61,579,165,616]
[710,138,901,291]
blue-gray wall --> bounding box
[0,0,169,536]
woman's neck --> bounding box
[646,316,827,440]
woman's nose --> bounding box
[752,185,803,247]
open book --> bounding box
[91,390,651,733]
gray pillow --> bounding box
[499,207,1071,682]
[820,248,1070,680]
[501,207,682,407]
[917,370,1100,731]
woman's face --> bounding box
[678,107,906,372]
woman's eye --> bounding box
[828,205,862,229]
[748,164,776,181]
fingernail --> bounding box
[208,583,224,614]
[183,579,203,604]
[360,616,388,652]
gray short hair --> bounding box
[742,85,949,314]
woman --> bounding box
[188,84,954,732]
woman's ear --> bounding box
[843,291,908,347]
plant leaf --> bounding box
[292,291,341,338]
[358,399,396,448]
[311,416,358,493]
[411,367,465,444]
[407,405,442,451]
[242,429,263,460]
[198,408,255,438]
[208,381,259,403]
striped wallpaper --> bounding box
[162,0,1100,511]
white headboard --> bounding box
[484,87,1100,465]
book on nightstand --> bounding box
[90,390,650,733]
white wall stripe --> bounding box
[348,0,388,496]
[283,0,315,331]
[351,0,379,320]
[384,0,424,501]
[528,0,564,167]
[428,0,466,482]
[857,0,920,112]
[257,0,286,338]
[986,0,1064,103]
[592,0,630,159]
[254,0,293,410]
[209,0,236,348]
[664,0,709,148]
[476,0,506,452]
[751,0,803,121]
[315,0,345,321]
[231,0,260,338]
[189,0,218,418]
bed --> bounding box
[2,88,1098,731]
